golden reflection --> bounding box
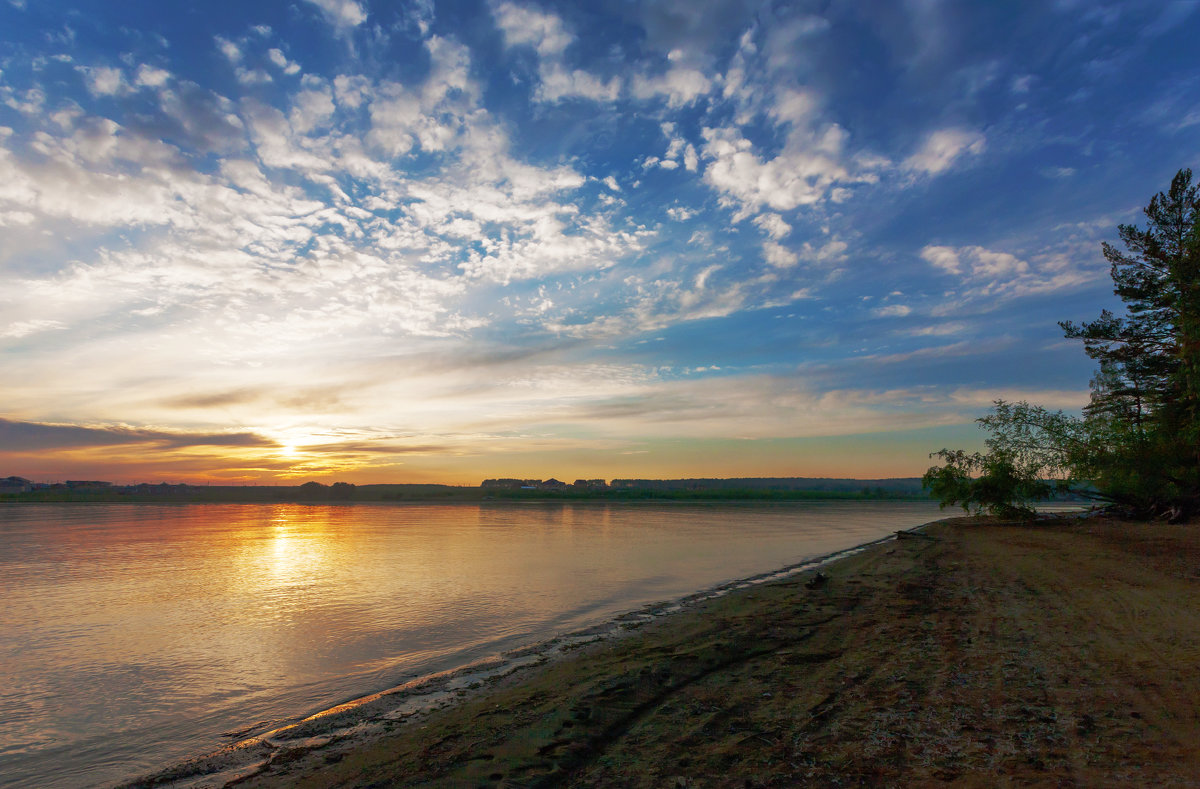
[226,506,338,607]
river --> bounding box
[0,500,945,787]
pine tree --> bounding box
[1059,168,1200,518]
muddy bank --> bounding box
[170,516,1200,786]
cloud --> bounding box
[537,64,620,102]
[920,245,962,275]
[268,48,302,76]
[492,1,573,56]
[78,65,125,96]
[304,0,368,30]
[144,80,247,154]
[921,243,1094,301]
[492,2,620,101]
[631,62,712,107]
[946,387,1090,410]
[796,237,848,265]
[753,213,791,240]
[1042,166,1076,178]
[904,128,986,175]
[0,417,276,451]
[922,244,1026,279]
[762,240,798,268]
[134,64,171,88]
[906,321,968,337]
[700,124,859,220]
[1,319,66,339]
[160,389,265,409]
[214,35,242,63]
[873,304,912,318]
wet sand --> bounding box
[143,515,1200,787]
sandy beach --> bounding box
[137,514,1200,787]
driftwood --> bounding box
[805,571,829,590]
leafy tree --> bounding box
[923,401,1078,519]
[926,169,1200,521]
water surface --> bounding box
[0,500,943,787]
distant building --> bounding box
[65,480,112,490]
[0,476,32,494]
[573,479,608,489]
[540,478,567,489]
[481,478,527,490]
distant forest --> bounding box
[1,476,936,503]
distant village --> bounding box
[482,478,610,490]
[0,476,201,496]
[1,476,109,494]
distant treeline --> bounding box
[1,477,939,503]
[607,477,926,493]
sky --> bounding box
[1,0,1198,485]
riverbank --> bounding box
[216,514,1200,787]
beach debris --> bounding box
[805,572,829,590]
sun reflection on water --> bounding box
[225,507,342,620]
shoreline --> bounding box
[116,525,927,789]
[214,512,1200,787]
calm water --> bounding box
[0,500,943,787]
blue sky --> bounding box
[1,0,1197,484]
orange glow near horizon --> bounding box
[0,423,987,486]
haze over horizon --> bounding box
[2,0,1198,485]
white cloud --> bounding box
[492,1,573,57]
[134,65,170,88]
[631,65,711,107]
[907,322,968,337]
[268,48,302,76]
[970,247,1028,278]
[762,241,798,268]
[304,0,368,30]
[214,36,242,63]
[80,66,124,96]
[701,124,858,220]
[873,304,912,318]
[920,245,961,275]
[537,64,620,102]
[290,87,335,133]
[602,175,620,191]
[683,143,698,172]
[752,213,791,240]
[492,2,620,102]
[235,67,273,86]
[923,244,1025,279]
[796,238,848,265]
[1,319,65,339]
[904,128,986,175]
[3,87,45,116]
[922,243,1093,301]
